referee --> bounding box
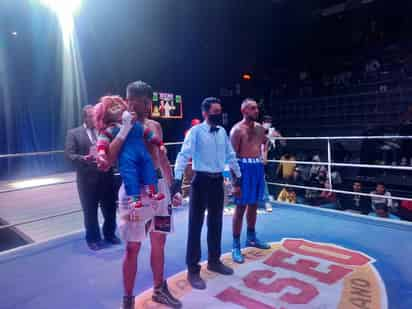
[171,97,242,289]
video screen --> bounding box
[151,92,183,119]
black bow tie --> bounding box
[210,126,220,133]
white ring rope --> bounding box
[327,139,332,189]
[267,160,412,171]
[0,142,183,159]
[0,136,410,230]
[271,135,412,141]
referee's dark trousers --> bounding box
[186,171,224,274]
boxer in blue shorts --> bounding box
[230,98,270,263]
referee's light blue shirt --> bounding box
[174,121,241,180]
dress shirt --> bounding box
[83,123,98,145]
[174,121,241,180]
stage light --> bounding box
[38,0,82,15]
[11,32,18,36]
[38,0,82,34]
[242,73,252,80]
[36,0,87,142]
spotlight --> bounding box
[36,0,87,136]
[38,0,82,15]
[38,0,82,35]
[11,31,18,36]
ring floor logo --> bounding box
[136,238,387,309]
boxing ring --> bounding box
[0,136,412,309]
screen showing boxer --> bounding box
[151,92,183,119]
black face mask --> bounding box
[208,113,223,126]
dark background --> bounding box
[1,0,411,179]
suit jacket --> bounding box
[339,193,370,214]
[65,126,113,184]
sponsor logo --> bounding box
[136,238,387,308]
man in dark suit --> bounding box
[65,105,120,250]
[339,181,371,215]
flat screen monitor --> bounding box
[151,92,183,119]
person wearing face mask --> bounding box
[171,97,242,290]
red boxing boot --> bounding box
[128,197,143,209]
[145,185,165,201]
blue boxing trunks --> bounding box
[234,157,265,206]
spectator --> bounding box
[340,181,371,214]
[291,167,305,201]
[277,186,297,204]
[305,171,326,206]
[331,170,343,187]
[309,155,326,181]
[276,151,296,180]
[369,204,399,220]
[261,116,284,210]
[262,115,283,195]
[318,181,338,209]
[262,115,285,161]
[398,199,412,222]
[370,182,393,212]
[315,170,327,186]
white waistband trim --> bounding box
[238,158,263,163]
